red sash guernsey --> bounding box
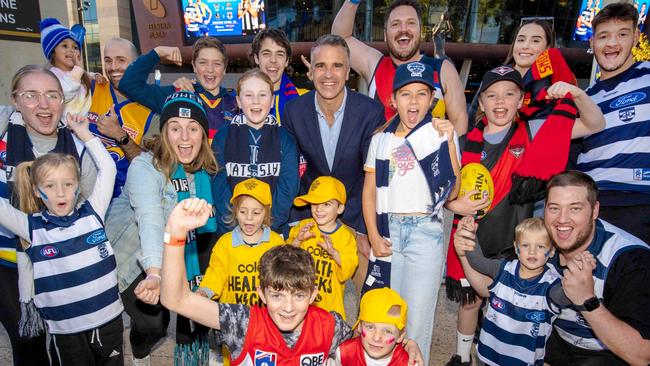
[338,337,409,366]
[232,305,335,366]
[371,56,446,121]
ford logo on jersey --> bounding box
[40,245,59,258]
[609,92,646,109]
[525,311,546,324]
[86,230,107,245]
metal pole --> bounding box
[364,0,372,42]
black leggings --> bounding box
[0,265,50,366]
[121,272,170,359]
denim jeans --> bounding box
[389,214,445,365]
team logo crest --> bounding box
[310,180,321,191]
[254,350,277,366]
[244,180,258,190]
[97,243,109,258]
[179,107,192,118]
[509,144,525,159]
[407,62,426,77]
[492,66,515,76]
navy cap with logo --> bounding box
[160,90,209,133]
[477,66,523,96]
[393,62,436,92]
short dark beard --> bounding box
[388,36,421,62]
[554,219,595,256]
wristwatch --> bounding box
[576,296,601,312]
[117,133,129,146]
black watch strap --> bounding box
[576,296,601,312]
[117,133,129,146]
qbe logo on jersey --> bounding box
[300,353,325,366]
[254,350,277,366]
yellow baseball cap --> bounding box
[230,178,272,207]
[354,288,408,330]
[293,176,346,206]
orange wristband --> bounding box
[163,232,186,246]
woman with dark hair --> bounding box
[106,91,218,365]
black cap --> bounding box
[477,66,523,95]
[393,61,436,91]
[160,91,209,133]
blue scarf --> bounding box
[171,165,216,288]
[362,113,456,295]
[270,74,299,124]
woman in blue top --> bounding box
[106,91,218,365]
[212,69,299,235]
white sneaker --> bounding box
[131,355,151,366]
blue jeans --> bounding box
[389,214,445,365]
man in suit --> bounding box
[282,34,385,290]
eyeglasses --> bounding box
[13,91,64,107]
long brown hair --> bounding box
[143,125,217,180]
[503,20,555,66]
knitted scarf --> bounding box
[171,165,215,365]
[270,74,299,124]
[362,113,456,295]
[170,165,216,286]
[445,95,577,303]
[223,114,281,191]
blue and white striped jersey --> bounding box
[26,201,123,334]
[578,62,650,205]
[551,219,649,351]
[477,260,561,366]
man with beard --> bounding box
[573,3,650,241]
[332,0,467,135]
[542,171,650,365]
[88,37,159,198]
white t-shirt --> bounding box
[365,132,432,214]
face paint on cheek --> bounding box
[37,188,49,201]
[361,329,367,338]
[384,337,396,345]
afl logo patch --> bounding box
[86,230,107,245]
[40,245,59,258]
[254,350,277,366]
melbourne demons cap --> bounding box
[392,61,435,92]
[293,176,347,206]
[354,287,408,330]
[477,65,523,95]
[231,178,272,207]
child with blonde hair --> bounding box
[0,113,122,365]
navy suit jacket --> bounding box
[282,88,385,233]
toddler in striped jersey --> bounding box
[454,217,595,366]
[0,113,124,365]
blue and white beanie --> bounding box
[39,18,85,60]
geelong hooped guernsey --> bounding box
[185,6,200,32]
[477,260,561,366]
[232,305,335,366]
[26,201,123,335]
[551,219,649,351]
[578,62,650,205]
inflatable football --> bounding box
[459,163,494,218]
